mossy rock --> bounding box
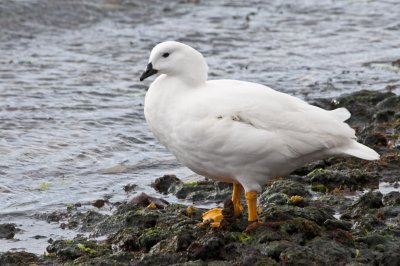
[0,251,39,266]
[46,236,111,261]
[263,205,334,225]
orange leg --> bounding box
[202,182,245,227]
[245,191,258,222]
[232,183,244,217]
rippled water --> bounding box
[0,0,399,252]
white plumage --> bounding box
[141,41,380,194]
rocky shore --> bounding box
[1,90,399,265]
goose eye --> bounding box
[162,52,170,58]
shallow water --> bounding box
[0,0,399,253]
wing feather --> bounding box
[195,80,356,158]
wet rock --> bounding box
[107,227,142,251]
[175,233,196,251]
[188,234,227,261]
[38,211,68,223]
[152,175,232,202]
[278,238,353,266]
[375,110,396,123]
[32,235,47,239]
[151,174,182,194]
[264,180,311,198]
[0,223,17,239]
[308,238,353,265]
[327,229,355,247]
[0,251,39,265]
[314,90,396,126]
[323,219,352,231]
[380,243,400,266]
[280,218,321,242]
[259,240,297,261]
[380,205,400,218]
[376,95,400,113]
[139,253,182,266]
[91,199,108,208]
[382,191,400,206]
[124,209,159,229]
[263,205,334,225]
[242,254,279,266]
[123,183,137,193]
[291,160,329,176]
[256,227,285,243]
[260,192,289,205]
[68,210,106,231]
[355,213,384,231]
[174,181,231,202]
[357,233,387,248]
[309,169,379,191]
[362,131,388,147]
[350,191,384,218]
[129,192,169,209]
[46,235,110,261]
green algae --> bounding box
[76,243,97,254]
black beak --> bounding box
[140,63,158,81]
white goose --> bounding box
[140,41,380,226]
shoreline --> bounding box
[1,90,399,265]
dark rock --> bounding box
[129,192,169,209]
[123,183,137,193]
[350,191,384,218]
[124,210,159,228]
[257,227,285,243]
[32,235,47,239]
[291,160,329,176]
[358,233,388,248]
[264,180,311,198]
[355,213,384,231]
[263,205,334,225]
[0,251,39,265]
[188,235,226,261]
[279,245,314,266]
[380,243,400,266]
[151,175,182,194]
[152,175,232,202]
[139,253,182,266]
[242,253,279,266]
[91,199,108,208]
[381,205,400,218]
[0,224,17,239]
[362,131,388,147]
[382,191,400,206]
[309,169,379,191]
[43,211,67,223]
[279,238,353,266]
[323,219,352,231]
[107,227,141,251]
[68,210,106,232]
[174,181,231,201]
[280,218,321,242]
[308,239,353,265]
[46,235,110,261]
[376,95,400,113]
[328,229,355,247]
[375,110,396,123]
[172,233,195,252]
[259,240,297,260]
[220,198,236,228]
